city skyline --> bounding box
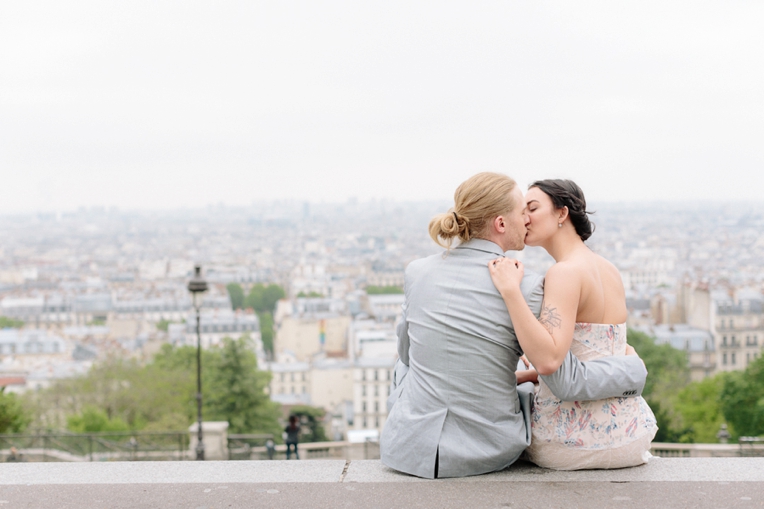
[2,2,763,213]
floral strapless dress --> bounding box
[526,322,658,470]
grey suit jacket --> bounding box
[380,239,647,479]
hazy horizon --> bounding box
[2,1,762,213]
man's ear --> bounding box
[493,215,506,233]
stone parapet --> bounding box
[1,458,763,508]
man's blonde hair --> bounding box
[428,172,518,249]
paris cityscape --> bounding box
[1,197,763,445]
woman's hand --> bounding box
[488,257,524,297]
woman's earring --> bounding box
[558,223,563,228]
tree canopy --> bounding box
[628,328,691,442]
[289,405,329,443]
[0,388,30,433]
[25,337,282,438]
[720,353,764,438]
[366,285,403,295]
[0,316,24,329]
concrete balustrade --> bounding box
[1,458,763,508]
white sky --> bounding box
[1,1,762,213]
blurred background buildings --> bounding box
[1,199,764,440]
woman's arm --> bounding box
[516,369,539,384]
[489,259,580,375]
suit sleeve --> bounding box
[540,354,647,401]
[523,271,648,401]
[396,299,410,366]
[396,267,413,367]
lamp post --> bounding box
[187,265,208,460]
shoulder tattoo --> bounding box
[539,304,562,333]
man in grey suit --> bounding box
[380,172,647,479]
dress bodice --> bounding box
[527,321,657,468]
[568,322,628,362]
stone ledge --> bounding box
[1,457,763,485]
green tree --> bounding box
[204,336,281,435]
[244,284,263,311]
[258,312,275,356]
[156,319,174,332]
[0,316,24,329]
[366,285,404,295]
[67,405,130,433]
[26,339,283,436]
[226,283,245,310]
[245,283,286,312]
[720,354,764,438]
[0,388,30,433]
[28,352,196,431]
[289,405,329,443]
[296,291,323,298]
[673,374,727,443]
[262,284,286,311]
[627,329,691,441]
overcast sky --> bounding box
[1,1,762,213]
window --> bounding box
[722,336,727,346]
[374,402,379,413]
[362,402,367,412]
[290,373,295,382]
[362,385,366,397]
[362,370,366,381]
[723,353,727,365]
[280,373,285,383]
[302,373,306,382]
[387,370,391,381]
[732,353,736,365]
[375,417,380,428]
[374,370,379,381]
[374,385,379,397]
[747,353,750,364]
[363,418,367,428]
[721,319,725,329]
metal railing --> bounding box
[651,438,764,458]
[0,431,189,462]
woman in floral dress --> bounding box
[489,179,657,470]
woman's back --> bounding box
[568,251,628,325]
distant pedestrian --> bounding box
[284,415,300,460]
[265,438,275,460]
[6,447,23,462]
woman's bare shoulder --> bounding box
[593,252,623,278]
[544,260,583,283]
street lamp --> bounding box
[187,265,208,460]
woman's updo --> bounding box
[529,179,595,241]
[429,172,518,249]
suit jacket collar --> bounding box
[454,238,505,257]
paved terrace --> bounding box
[1,458,763,508]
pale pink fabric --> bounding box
[526,323,658,470]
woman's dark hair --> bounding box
[529,179,595,242]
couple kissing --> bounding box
[380,172,657,479]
